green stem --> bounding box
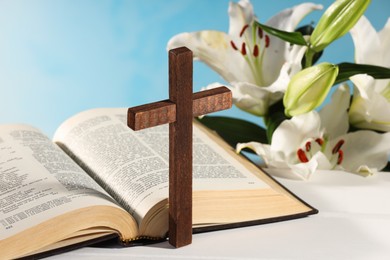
[304,48,316,68]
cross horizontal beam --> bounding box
[127,47,232,248]
[128,86,232,130]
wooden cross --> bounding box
[127,47,232,248]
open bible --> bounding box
[0,108,317,259]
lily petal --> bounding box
[287,151,333,180]
[167,31,254,84]
[236,142,273,165]
[319,84,350,139]
[378,18,390,66]
[230,82,282,116]
[262,3,323,85]
[236,142,292,173]
[237,141,330,181]
[336,131,390,175]
[350,16,380,65]
[350,16,390,67]
[228,0,255,36]
[267,3,323,31]
[349,74,390,132]
[287,44,308,76]
[203,80,284,116]
[271,111,323,157]
[224,53,306,116]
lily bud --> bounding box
[310,0,371,52]
[284,63,339,117]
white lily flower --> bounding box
[237,85,390,180]
[349,16,390,131]
[349,74,390,131]
[167,0,322,116]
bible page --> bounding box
[0,125,122,240]
[53,108,271,225]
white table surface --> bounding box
[48,170,390,260]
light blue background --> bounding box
[0,0,389,137]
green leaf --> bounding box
[335,63,390,84]
[296,24,315,35]
[266,111,288,143]
[265,100,289,142]
[383,161,390,172]
[254,21,307,46]
[197,116,267,153]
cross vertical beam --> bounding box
[128,47,232,248]
[168,48,193,247]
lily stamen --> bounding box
[337,150,344,164]
[230,41,238,51]
[240,24,249,37]
[332,139,345,154]
[305,141,311,152]
[241,42,247,55]
[297,137,328,164]
[265,35,270,48]
[297,149,309,163]
[253,45,259,57]
[315,138,324,146]
[258,27,263,39]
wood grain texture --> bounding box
[127,101,176,130]
[127,47,232,248]
[192,87,232,117]
[128,87,232,131]
[168,47,193,248]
